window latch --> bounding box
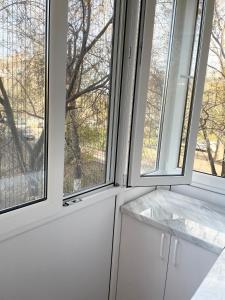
[63,198,82,207]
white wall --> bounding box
[0,196,115,300]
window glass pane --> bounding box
[194,0,225,178]
[141,0,203,177]
[0,1,47,211]
[141,0,174,174]
[64,0,114,195]
[178,0,204,169]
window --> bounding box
[128,0,214,186]
[0,0,120,216]
[0,0,48,212]
[141,0,174,175]
[0,0,221,218]
[193,0,225,178]
[64,0,115,196]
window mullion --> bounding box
[104,0,124,184]
[127,0,157,186]
[47,0,67,206]
[114,0,143,186]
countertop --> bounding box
[192,249,225,300]
[120,189,225,299]
[121,189,225,254]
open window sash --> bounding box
[128,0,215,186]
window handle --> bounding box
[160,233,165,260]
[173,239,179,266]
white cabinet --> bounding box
[116,215,170,300]
[116,214,218,300]
[164,236,217,300]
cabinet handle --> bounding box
[160,233,165,260]
[173,239,179,266]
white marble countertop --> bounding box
[121,189,225,254]
[121,189,225,300]
[192,249,225,300]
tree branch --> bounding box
[67,74,110,105]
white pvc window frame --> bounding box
[0,0,124,230]
[192,172,225,195]
[0,0,52,214]
[0,0,67,232]
[63,0,124,200]
[128,0,215,187]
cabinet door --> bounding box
[164,236,218,300]
[116,215,170,300]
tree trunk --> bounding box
[0,78,26,174]
[0,79,44,199]
[213,138,220,161]
[70,111,82,191]
[202,127,217,176]
[221,146,225,177]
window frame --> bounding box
[0,0,64,214]
[190,0,225,193]
[0,0,222,237]
[192,171,225,195]
[127,0,215,187]
[63,0,124,200]
[0,0,126,234]
[0,0,68,228]
[0,0,124,215]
